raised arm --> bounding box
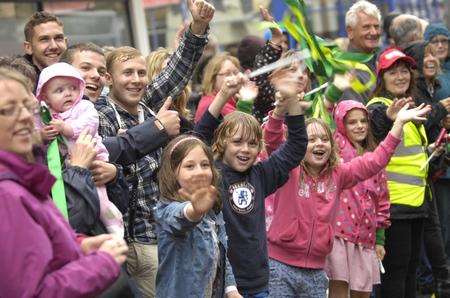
[194,73,245,144]
[142,0,214,109]
[339,104,431,189]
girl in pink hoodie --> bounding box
[36,62,124,237]
[325,100,391,297]
[263,99,430,297]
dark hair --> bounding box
[159,135,221,204]
[237,35,265,70]
[374,60,417,98]
[60,42,104,64]
[24,11,63,42]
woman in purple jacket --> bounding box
[0,67,128,297]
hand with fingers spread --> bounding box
[270,67,306,101]
[395,103,431,124]
[178,175,218,221]
[259,6,284,49]
[391,103,432,138]
[386,97,414,121]
[69,129,97,169]
[90,160,117,186]
[156,96,181,137]
[188,0,215,35]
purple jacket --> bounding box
[0,150,119,297]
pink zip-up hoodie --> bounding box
[36,62,108,160]
[263,111,400,269]
[332,100,390,249]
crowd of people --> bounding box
[0,0,449,297]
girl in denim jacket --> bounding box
[155,135,240,298]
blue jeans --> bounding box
[242,290,269,298]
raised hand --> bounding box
[333,71,356,91]
[237,79,258,102]
[391,103,432,139]
[156,96,180,137]
[259,6,284,48]
[386,97,414,121]
[188,0,215,35]
[396,103,431,124]
[179,175,218,221]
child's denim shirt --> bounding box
[155,200,236,298]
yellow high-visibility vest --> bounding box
[367,97,428,207]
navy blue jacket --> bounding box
[195,111,307,294]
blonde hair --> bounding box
[202,53,240,94]
[146,48,191,119]
[303,118,340,171]
[158,135,220,203]
[0,67,32,94]
[0,67,38,161]
[106,46,142,73]
[212,111,263,159]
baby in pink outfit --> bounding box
[36,62,124,237]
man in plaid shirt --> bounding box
[95,1,215,296]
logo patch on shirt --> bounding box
[228,182,255,214]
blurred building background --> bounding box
[0,0,448,56]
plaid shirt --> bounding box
[96,29,207,243]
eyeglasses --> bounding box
[430,38,449,45]
[0,101,40,118]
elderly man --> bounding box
[389,14,425,49]
[23,11,67,76]
[325,0,381,104]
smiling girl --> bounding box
[325,100,390,298]
[155,135,240,298]
[264,92,430,297]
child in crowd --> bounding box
[36,62,124,237]
[195,63,310,297]
[155,135,240,298]
[263,96,430,296]
[326,100,391,298]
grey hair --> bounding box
[390,16,422,48]
[345,0,381,28]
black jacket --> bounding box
[195,111,308,294]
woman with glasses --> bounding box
[425,23,450,100]
[0,67,128,297]
[194,53,241,123]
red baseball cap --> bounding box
[376,48,416,75]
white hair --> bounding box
[345,0,381,28]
